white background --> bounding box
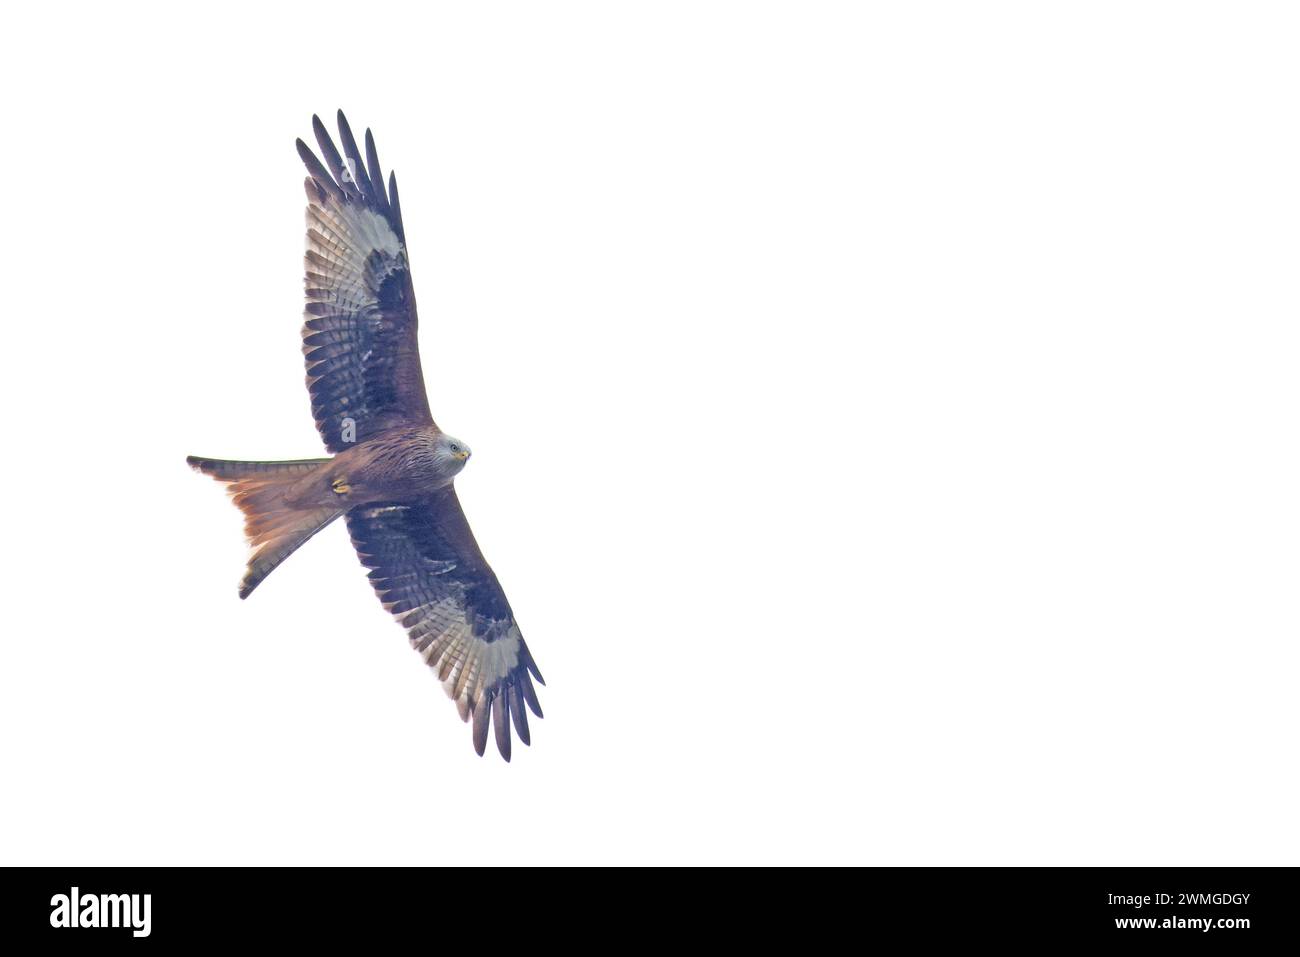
[1,2,1297,865]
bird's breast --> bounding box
[337,428,452,503]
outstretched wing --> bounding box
[346,486,545,760]
[296,111,433,453]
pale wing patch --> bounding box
[304,202,404,308]
[402,600,522,718]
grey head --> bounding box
[433,433,472,481]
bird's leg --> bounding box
[332,476,351,496]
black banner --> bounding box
[0,867,1293,946]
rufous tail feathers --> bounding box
[186,456,340,598]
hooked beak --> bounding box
[455,450,471,461]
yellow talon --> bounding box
[332,478,351,495]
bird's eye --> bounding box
[450,444,459,453]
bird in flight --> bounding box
[188,111,543,760]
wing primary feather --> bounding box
[519,670,544,718]
[472,694,491,756]
[311,114,358,201]
[523,645,546,685]
[295,139,345,202]
[388,172,403,240]
[509,684,531,745]
[365,128,389,212]
[336,110,373,200]
[493,692,512,762]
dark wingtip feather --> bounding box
[509,685,531,746]
[296,139,344,203]
[493,693,512,761]
[388,171,404,239]
[472,695,490,756]
[519,670,544,719]
[335,110,373,200]
[312,114,357,201]
[310,114,330,152]
[365,128,389,211]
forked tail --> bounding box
[186,456,340,598]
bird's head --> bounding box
[436,433,472,476]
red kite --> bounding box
[188,112,543,760]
